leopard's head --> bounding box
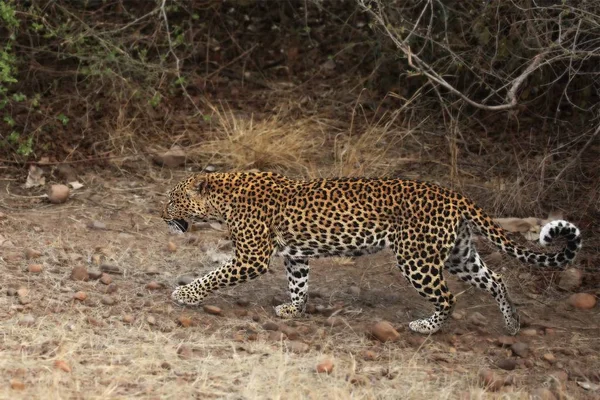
[162,175,216,234]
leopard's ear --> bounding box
[188,174,209,196]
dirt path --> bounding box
[0,172,598,399]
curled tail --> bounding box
[463,203,582,268]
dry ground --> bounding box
[0,167,599,400]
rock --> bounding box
[177,344,193,359]
[100,295,116,306]
[25,248,42,259]
[146,281,162,290]
[530,388,557,400]
[316,359,334,374]
[100,264,122,274]
[542,353,556,364]
[70,266,89,281]
[236,298,250,307]
[147,316,156,325]
[468,312,487,327]
[48,184,70,204]
[167,241,177,252]
[280,325,299,340]
[558,268,583,291]
[18,314,36,326]
[511,342,529,358]
[348,286,361,297]
[286,341,309,353]
[87,317,105,327]
[54,360,71,372]
[567,293,596,309]
[177,275,194,285]
[268,331,286,341]
[10,378,25,390]
[88,270,103,280]
[87,220,106,230]
[451,310,466,320]
[495,358,517,371]
[6,288,17,296]
[520,328,538,336]
[28,264,43,273]
[73,291,87,301]
[153,145,186,168]
[478,369,504,391]
[178,316,194,327]
[369,321,400,342]
[497,336,517,346]
[17,288,29,297]
[362,350,377,361]
[105,283,118,294]
[56,164,78,182]
[145,267,160,275]
[99,274,113,285]
[203,305,222,316]
[348,374,369,386]
[325,316,345,327]
[263,321,279,331]
[122,314,135,324]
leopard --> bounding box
[162,171,582,335]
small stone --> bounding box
[567,293,596,309]
[234,309,248,317]
[530,388,557,400]
[87,220,106,230]
[105,283,118,294]
[48,184,70,204]
[286,341,309,353]
[558,268,583,291]
[100,295,115,305]
[236,298,250,307]
[25,248,42,259]
[542,353,556,363]
[87,317,105,327]
[280,325,299,340]
[70,266,89,281]
[177,344,193,359]
[145,267,160,275]
[6,288,17,296]
[100,264,122,274]
[146,281,162,290]
[325,316,345,327]
[147,316,156,325]
[520,328,538,336]
[468,312,487,327]
[54,360,71,372]
[203,305,222,315]
[263,321,279,331]
[369,321,400,342]
[88,270,103,280]
[268,331,286,341]
[178,316,193,327]
[99,274,113,285]
[451,310,466,320]
[348,374,369,386]
[10,378,25,390]
[177,275,194,285]
[478,369,504,391]
[316,359,334,374]
[73,291,87,301]
[495,358,518,371]
[153,145,186,168]
[497,336,517,346]
[511,342,529,358]
[28,264,43,273]
[362,350,377,361]
[348,286,361,297]
[122,314,135,324]
[167,241,177,253]
[18,314,36,326]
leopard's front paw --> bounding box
[274,303,303,319]
[171,285,203,306]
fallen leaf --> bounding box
[24,165,45,188]
[68,181,84,190]
[577,381,600,391]
[54,360,71,372]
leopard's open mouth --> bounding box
[167,219,188,234]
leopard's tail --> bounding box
[463,203,582,268]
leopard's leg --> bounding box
[445,221,520,335]
[275,257,310,319]
[394,227,456,335]
[172,226,274,306]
